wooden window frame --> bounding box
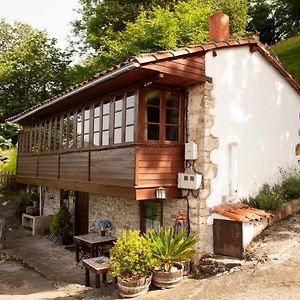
[140,200,163,233]
[19,89,138,154]
[139,88,184,145]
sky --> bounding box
[0,0,81,50]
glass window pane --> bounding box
[103,100,110,114]
[84,120,89,134]
[102,131,109,146]
[147,107,160,123]
[166,109,179,125]
[77,135,82,148]
[94,105,100,117]
[83,134,89,147]
[114,128,122,144]
[146,90,160,106]
[125,126,134,142]
[166,92,179,108]
[166,126,179,141]
[126,94,135,108]
[126,108,134,125]
[94,118,99,132]
[69,114,74,144]
[103,115,110,130]
[84,108,90,120]
[115,99,123,111]
[147,124,160,140]
[114,111,122,127]
[93,132,100,146]
[77,121,82,135]
[143,201,161,232]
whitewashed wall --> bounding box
[205,46,300,209]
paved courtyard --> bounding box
[1,191,300,299]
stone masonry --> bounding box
[186,82,218,262]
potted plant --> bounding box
[109,229,155,298]
[145,226,196,289]
[50,203,72,245]
[97,219,111,236]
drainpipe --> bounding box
[39,185,42,216]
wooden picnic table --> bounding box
[73,233,116,262]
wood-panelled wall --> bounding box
[17,145,184,199]
[135,145,184,187]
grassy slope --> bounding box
[0,147,17,172]
[271,35,300,83]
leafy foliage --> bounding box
[71,0,248,77]
[0,20,71,122]
[109,229,154,279]
[242,169,300,211]
[15,194,33,219]
[145,227,196,272]
[50,204,72,236]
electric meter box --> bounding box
[177,173,202,190]
[185,142,197,160]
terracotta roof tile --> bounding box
[6,38,300,122]
[214,203,274,223]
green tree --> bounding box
[0,20,71,122]
[247,0,276,45]
[273,0,300,41]
[71,0,247,77]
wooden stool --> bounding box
[82,257,110,288]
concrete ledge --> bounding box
[271,198,300,223]
[22,214,53,236]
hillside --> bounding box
[271,36,300,83]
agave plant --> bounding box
[145,226,196,272]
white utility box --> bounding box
[185,142,197,160]
[177,173,202,190]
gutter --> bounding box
[12,62,141,123]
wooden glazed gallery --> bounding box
[14,53,210,201]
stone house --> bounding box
[8,12,300,261]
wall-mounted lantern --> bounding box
[155,186,166,200]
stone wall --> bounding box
[163,198,187,228]
[43,187,61,216]
[88,194,140,235]
[186,82,218,261]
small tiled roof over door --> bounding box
[214,203,274,223]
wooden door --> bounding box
[75,192,89,235]
[213,219,243,258]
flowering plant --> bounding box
[98,219,111,229]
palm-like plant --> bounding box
[145,227,196,272]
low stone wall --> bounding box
[272,198,300,223]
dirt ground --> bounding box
[1,190,300,300]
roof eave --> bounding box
[11,62,140,123]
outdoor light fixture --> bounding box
[155,186,166,199]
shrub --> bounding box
[145,227,196,272]
[280,175,300,200]
[15,194,32,218]
[50,204,72,236]
[109,229,154,279]
[242,184,285,211]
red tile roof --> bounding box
[7,38,300,122]
[214,203,274,223]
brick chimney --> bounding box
[209,11,229,41]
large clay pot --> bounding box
[152,263,183,289]
[117,274,152,298]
